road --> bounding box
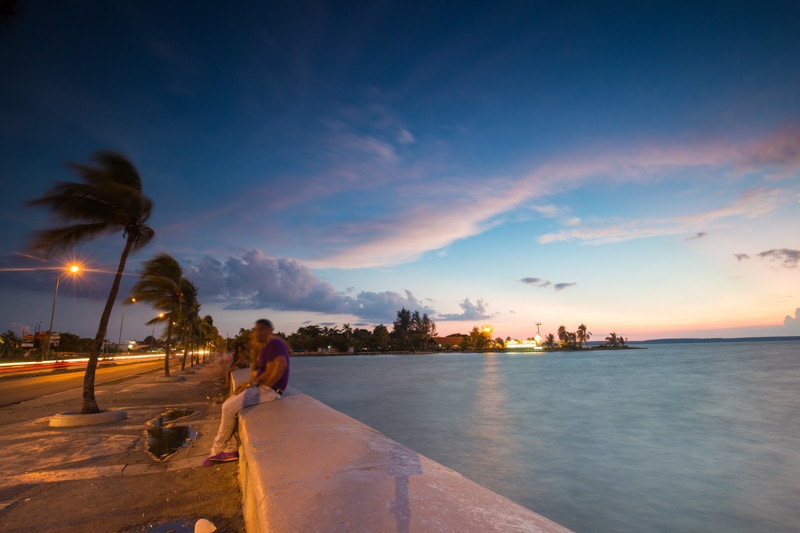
[0,359,170,407]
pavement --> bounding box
[0,359,245,533]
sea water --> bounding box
[290,341,800,532]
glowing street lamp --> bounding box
[151,313,164,350]
[44,264,80,360]
[117,297,136,353]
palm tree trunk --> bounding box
[180,323,189,370]
[82,236,135,413]
[188,322,195,367]
[164,309,174,377]
[164,318,175,377]
[181,343,188,370]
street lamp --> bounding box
[44,264,80,360]
[117,297,136,353]
[151,313,164,351]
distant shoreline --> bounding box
[289,336,800,357]
[634,336,800,344]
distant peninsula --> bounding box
[636,336,800,344]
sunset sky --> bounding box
[1,1,798,343]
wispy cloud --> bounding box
[538,188,788,245]
[686,232,708,241]
[397,127,416,145]
[758,248,800,268]
[327,126,798,265]
[521,277,551,288]
[554,282,577,291]
[737,122,800,179]
[193,122,800,270]
[331,128,400,165]
[521,277,576,291]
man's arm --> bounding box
[250,354,287,390]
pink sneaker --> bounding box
[202,451,239,467]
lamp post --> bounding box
[151,313,164,351]
[117,297,136,353]
[44,264,80,361]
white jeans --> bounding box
[210,385,281,455]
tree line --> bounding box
[222,307,438,356]
[538,325,627,350]
[221,316,628,356]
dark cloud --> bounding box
[734,253,750,261]
[209,251,349,313]
[554,282,577,291]
[686,232,708,241]
[185,250,434,323]
[758,249,800,268]
[522,276,575,292]
[436,297,492,321]
[520,277,551,288]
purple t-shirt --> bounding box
[256,337,290,391]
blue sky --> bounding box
[1,1,799,343]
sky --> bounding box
[1,1,799,344]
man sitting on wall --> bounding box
[203,318,290,466]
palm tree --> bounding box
[605,332,619,347]
[557,325,568,348]
[543,333,556,350]
[27,151,154,414]
[577,324,591,349]
[567,331,577,349]
[130,254,184,377]
[197,314,215,363]
[177,279,199,369]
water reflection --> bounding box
[466,354,516,489]
[145,408,197,461]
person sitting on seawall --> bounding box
[220,344,241,392]
[203,318,290,466]
[246,325,265,381]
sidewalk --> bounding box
[0,360,245,533]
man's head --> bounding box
[254,319,274,343]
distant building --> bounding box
[506,336,543,351]
[22,332,60,348]
[433,336,464,349]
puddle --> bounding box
[145,408,197,461]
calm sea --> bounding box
[290,341,800,532]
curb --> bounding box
[49,409,128,427]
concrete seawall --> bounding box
[231,368,571,532]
